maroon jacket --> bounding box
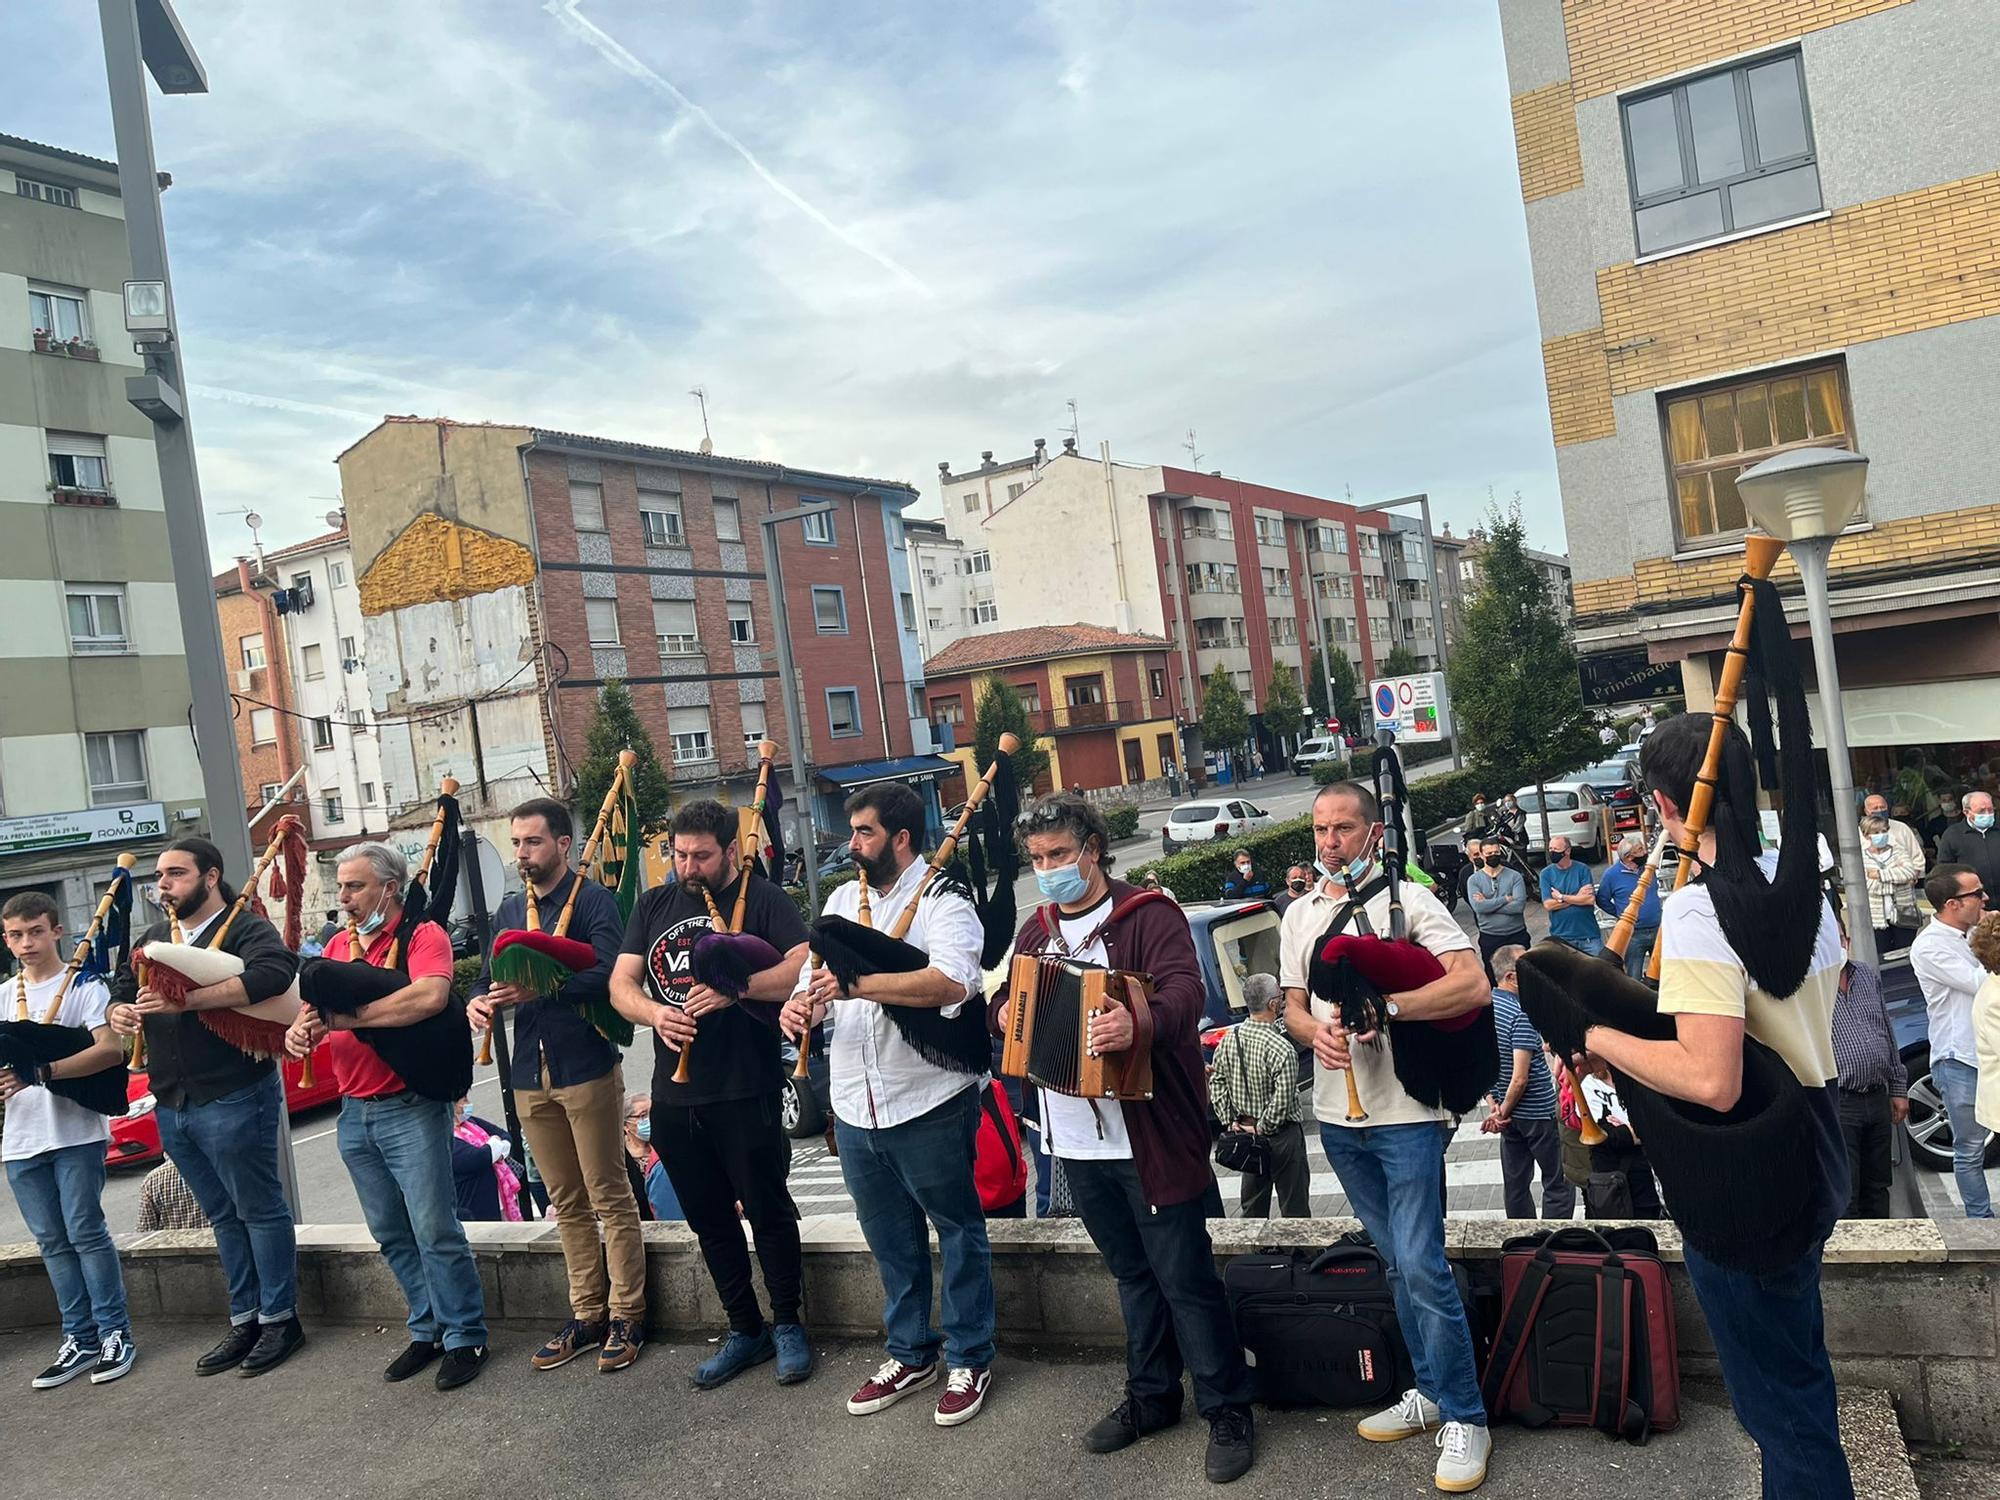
[990,880,1215,1210]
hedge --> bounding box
[786,866,857,923]
[1104,801,1141,840]
[1127,816,1317,900]
[451,955,485,1004]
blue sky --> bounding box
[4,1,1564,563]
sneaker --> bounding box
[845,1357,937,1415]
[1084,1396,1184,1454]
[238,1317,305,1378]
[598,1318,643,1373]
[436,1345,489,1391]
[934,1366,991,1427]
[195,1322,258,1376]
[1205,1405,1256,1485]
[692,1328,775,1391]
[31,1336,100,1390]
[1359,1387,1441,1443]
[89,1330,137,1385]
[532,1318,607,1372]
[385,1341,442,1383]
[1434,1421,1491,1493]
[772,1322,814,1385]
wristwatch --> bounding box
[1384,999,1401,1019]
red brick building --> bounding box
[212,559,305,825]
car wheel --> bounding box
[783,1075,825,1139]
[1900,1047,2000,1172]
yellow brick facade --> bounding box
[1540,328,1617,445]
[357,511,537,616]
[1511,80,1585,202]
[1561,0,1916,101]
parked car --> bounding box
[1880,953,2000,1174]
[107,1042,338,1170]
[780,1020,834,1138]
[1160,798,1274,856]
[1511,781,1608,859]
[1572,759,1648,833]
[1290,735,1348,776]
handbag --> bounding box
[1212,1030,1273,1175]
[1891,881,1921,928]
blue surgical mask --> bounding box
[635,1117,652,1144]
[358,906,389,936]
[1976,813,1996,832]
[1036,862,1090,904]
[1868,832,1890,849]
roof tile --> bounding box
[923,622,1169,676]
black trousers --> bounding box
[1238,1120,1311,1218]
[652,1092,802,1332]
[1478,927,1531,983]
[1064,1158,1255,1421]
[1838,1086,1894,1218]
[1587,1140,1663,1218]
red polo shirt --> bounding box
[323,921,454,1098]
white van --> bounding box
[1290,736,1348,775]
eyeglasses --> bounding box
[1959,888,1989,902]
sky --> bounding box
[3,1,1565,565]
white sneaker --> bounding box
[1434,1421,1491,1493]
[1357,1387,1440,1442]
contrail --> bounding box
[544,0,933,299]
[189,385,381,422]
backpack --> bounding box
[973,1079,1027,1212]
[1480,1226,1680,1443]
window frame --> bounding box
[64,583,128,654]
[739,702,768,755]
[329,561,347,587]
[17,177,79,209]
[639,501,684,547]
[249,708,278,746]
[654,600,700,657]
[712,497,742,542]
[311,716,335,750]
[29,283,90,343]
[811,586,848,634]
[668,707,715,766]
[585,597,623,647]
[300,642,325,680]
[569,479,607,533]
[825,687,864,739]
[323,793,344,823]
[726,601,755,644]
[801,506,836,546]
[84,730,148,806]
[241,634,266,670]
[46,432,110,494]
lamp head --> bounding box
[1735,447,1869,542]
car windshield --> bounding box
[1174,804,1222,822]
[1517,790,1579,812]
[1582,762,1628,781]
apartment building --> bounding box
[213,557,305,826]
[1431,523,1574,649]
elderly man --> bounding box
[1863,792,1925,870]
[1936,792,2000,901]
[1910,865,1993,1219]
[1539,837,1601,958]
[1208,975,1309,1219]
[1595,834,1662,979]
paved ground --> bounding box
[0,1321,1784,1500]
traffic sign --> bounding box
[1367,672,1451,742]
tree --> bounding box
[1198,664,1250,771]
[573,680,674,837]
[974,678,1050,793]
[1326,646,1361,727]
[1262,660,1307,754]
[1382,643,1423,677]
[1306,647,1331,721]
[1444,501,1598,847]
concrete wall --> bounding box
[978,454,1167,639]
[337,419,534,575]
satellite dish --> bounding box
[325,508,345,530]
[244,510,263,530]
[698,437,713,455]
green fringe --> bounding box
[489,945,636,1047]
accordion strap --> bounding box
[1034,887,1175,954]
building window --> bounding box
[360,782,375,806]
[968,551,991,574]
[240,634,266,670]
[654,600,699,656]
[1255,516,1284,546]
[250,709,277,745]
[17,176,79,208]
[84,731,147,806]
[669,707,714,765]
[898,592,916,632]
[1016,683,1042,713]
[640,502,684,546]
[801,506,836,545]
[46,432,109,494]
[713,497,741,542]
[1229,617,1248,647]
[1263,566,1291,596]
[329,561,347,587]
[1269,617,1298,646]
[570,480,606,531]
[932,695,964,726]
[585,598,622,646]
[348,711,366,732]
[812,586,847,633]
[65,584,127,653]
[826,688,862,737]
[740,702,767,754]
[1664,360,1852,544]
[311,716,334,749]
[961,491,980,513]
[1622,50,1820,256]
[1149,668,1166,697]
[338,635,357,667]
[1007,482,1024,501]
[972,600,999,624]
[727,601,755,644]
[28,283,89,343]
[323,794,344,823]
[1194,617,1228,650]
[259,783,282,804]
[1234,670,1254,692]
[300,642,325,679]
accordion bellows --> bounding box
[138,940,301,1059]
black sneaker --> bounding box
[1205,1406,1255,1485]
[436,1345,489,1391]
[90,1329,137,1385]
[31,1336,100,1390]
[239,1317,305,1378]
[195,1322,258,1376]
[385,1341,442,1383]
[1085,1396,1183,1454]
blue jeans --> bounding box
[1319,1121,1484,1423]
[1562,933,1604,958]
[1932,1058,1993,1218]
[6,1141,129,1342]
[1683,1239,1853,1499]
[338,1094,488,1349]
[836,1086,995,1369]
[1623,925,1659,981]
[156,1071,297,1324]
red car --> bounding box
[107,1042,340,1169]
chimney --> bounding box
[1033,437,1047,466]
[981,450,995,468]
[938,461,951,475]
[1062,437,1077,454]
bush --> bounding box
[451,955,485,1004]
[1103,801,1141,840]
[1310,758,1354,785]
[1128,816,1317,900]
[786,866,857,923]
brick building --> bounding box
[212,558,305,825]
[1501,0,2000,805]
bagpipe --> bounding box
[1307,734,1497,1120]
[795,734,1022,1077]
[1,853,136,1116]
[1517,534,1834,1272]
[480,757,640,1065]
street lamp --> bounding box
[759,503,837,913]
[1735,446,1874,965]
[1351,492,1456,769]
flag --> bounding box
[598,779,644,923]
[761,773,787,882]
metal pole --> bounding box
[761,516,819,912]
[1413,495,1459,772]
[1794,537,1877,967]
[462,828,533,1214]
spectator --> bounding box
[449,1099,522,1223]
[1550,1051,1593,1193]
[1461,795,1494,842]
[1579,1066,1661,1218]
[1207,976,1309,1218]
[1599,720,1619,748]
[135,1157,209,1233]
[1458,839,1484,912]
[1830,939,1908,1218]
[1481,946,1574,1221]
[1860,813,1924,956]
[1139,871,1177,904]
[1221,853,1272,903]
[1493,794,1527,851]
[1273,865,1311,917]
[1467,842,1530,981]
[314,909,341,947]
[622,1095,681,1221]
[1937,792,2000,899]
[1863,792,1926,870]
[1539,837,1602,957]
[1595,834,1661,978]
[1973,914,2000,1135]
[1910,865,1992,1218]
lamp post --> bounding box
[1735,446,1874,967]
[759,502,836,914]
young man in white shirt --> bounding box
[2,892,134,1388]
[1909,863,1992,1218]
[782,782,995,1428]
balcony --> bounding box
[1022,697,1156,734]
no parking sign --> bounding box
[1367,672,1451,742]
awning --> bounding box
[815,754,959,790]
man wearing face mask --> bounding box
[1862,792,1924,871]
[1467,838,1531,983]
[1936,792,2000,903]
[1279,782,1495,1492]
[1000,793,1257,1483]
[1595,834,1663,980]
[1539,837,1602,958]
[1274,865,1311,917]
[1221,853,1272,903]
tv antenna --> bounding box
[689,386,713,455]
[1064,399,1080,446]
[1184,429,1203,469]
[220,506,266,571]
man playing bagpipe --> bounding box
[3,892,135,1388]
[607,799,813,1390]
[467,798,641,1376]
[1279,781,1496,1493]
[284,841,489,1390]
[997,793,1257,1484]
[780,782,997,1428]
[107,838,304,1378]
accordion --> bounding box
[1001,954,1155,1101]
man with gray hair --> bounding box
[1481,946,1573,1220]
[1595,833,1662,980]
[1207,975,1308,1218]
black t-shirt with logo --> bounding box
[621,872,809,1106]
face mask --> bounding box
[1236,865,1252,879]
[1869,833,1890,849]
[1484,855,1502,869]
[1288,879,1307,893]
[1976,813,1996,832]
[358,906,389,936]
[634,1117,652,1144]
[1036,862,1090,904]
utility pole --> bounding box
[760,502,835,914]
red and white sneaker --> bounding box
[934,1366,991,1427]
[846,1358,937,1415]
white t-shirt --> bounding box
[1036,894,1134,1161]
[2,970,114,1161]
[1580,1073,1630,1129]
